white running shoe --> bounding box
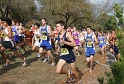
[37,53,41,58]
[22,62,27,66]
[43,58,48,62]
[51,62,56,66]
[22,58,27,66]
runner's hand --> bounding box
[56,50,60,55]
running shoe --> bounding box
[3,60,10,67]
[22,58,27,66]
[37,53,41,58]
[43,58,48,62]
[67,70,72,82]
[51,62,56,66]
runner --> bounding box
[0,17,3,42]
[98,32,106,59]
[32,23,41,58]
[30,23,36,34]
[55,20,82,84]
[53,26,58,50]
[39,18,55,65]
[17,22,27,54]
[109,30,120,61]
[0,18,27,67]
[72,27,80,56]
[84,26,98,73]
[79,29,85,50]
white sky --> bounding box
[88,0,124,16]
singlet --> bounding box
[40,25,49,41]
[72,31,79,40]
[85,34,94,48]
[98,36,105,45]
[34,29,40,41]
[58,32,73,56]
[11,26,18,36]
[3,27,12,41]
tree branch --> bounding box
[52,9,66,18]
[70,17,84,25]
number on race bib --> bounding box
[60,48,69,55]
[42,35,47,40]
[100,41,103,44]
[87,42,92,47]
[12,32,15,35]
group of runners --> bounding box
[0,17,120,84]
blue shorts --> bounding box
[40,41,52,50]
[14,35,20,42]
[99,43,106,49]
[60,50,76,63]
[85,48,95,57]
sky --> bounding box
[34,0,43,11]
[88,0,124,16]
[33,0,124,16]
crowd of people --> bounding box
[0,17,120,84]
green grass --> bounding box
[0,47,86,84]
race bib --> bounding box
[100,41,103,44]
[42,35,47,40]
[12,32,15,35]
[2,33,7,39]
[87,42,92,47]
[60,48,69,55]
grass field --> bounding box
[0,46,111,84]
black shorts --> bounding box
[1,41,16,51]
[60,50,76,63]
[113,46,119,55]
[19,36,24,42]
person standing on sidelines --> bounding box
[56,21,82,84]
[83,26,98,73]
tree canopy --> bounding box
[0,0,124,30]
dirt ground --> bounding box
[0,46,112,84]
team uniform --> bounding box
[98,36,106,49]
[72,31,80,46]
[11,26,20,43]
[1,27,16,51]
[33,29,41,47]
[40,25,52,50]
[58,32,75,63]
[111,38,119,56]
[85,34,95,57]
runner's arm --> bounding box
[61,32,76,47]
[93,34,98,44]
[47,26,52,37]
[32,37,35,46]
[2,26,12,38]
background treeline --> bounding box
[0,0,124,31]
